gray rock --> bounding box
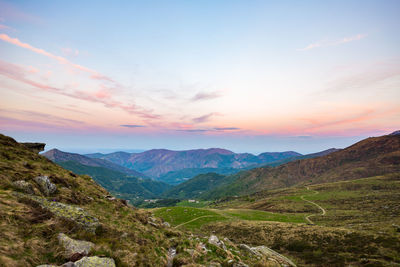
[233,263,249,267]
[74,256,115,267]
[251,245,297,267]
[57,233,94,259]
[163,222,171,227]
[61,262,76,267]
[13,180,35,194]
[149,222,159,228]
[34,176,57,196]
[239,244,259,256]
[208,235,227,250]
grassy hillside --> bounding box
[57,161,172,202]
[162,173,226,199]
[157,167,238,185]
[157,173,400,266]
[0,133,283,267]
[201,134,400,199]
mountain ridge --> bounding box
[200,133,400,199]
[85,148,302,180]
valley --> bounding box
[1,131,399,266]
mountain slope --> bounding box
[201,133,400,199]
[43,149,146,178]
[162,173,227,199]
[0,133,283,267]
[87,148,301,181]
[57,161,172,202]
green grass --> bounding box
[175,200,212,208]
[153,206,306,230]
[219,209,306,223]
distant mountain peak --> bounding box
[389,130,400,136]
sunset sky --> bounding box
[0,0,399,153]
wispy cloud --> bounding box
[176,129,209,132]
[120,124,146,128]
[214,127,240,131]
[176,127,240,133]
[0,59,160,119]
[298,33,367,51]
[191,91,222,101]
[0,24,12,30]
[192,113,217,123]
[0,33,112,82]
[0,108,85,128]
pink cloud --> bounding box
[0,33,113,82]
[191,91,222,101]
[0,60,160,120]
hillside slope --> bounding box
[202,133,400,199]
[0,133,287,267]
[43,149,147,178]
[162,173,226,199]
[57,161,172,202]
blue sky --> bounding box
[0,0,399,153]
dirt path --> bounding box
[300,186,326,224]
[174,215,217,228]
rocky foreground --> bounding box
[0,133,295,266]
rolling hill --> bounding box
[199,133,400,200]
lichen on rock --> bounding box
[34,175,57,196]
[57,233,94,259]
[74,256,116,267]
[12,180,35,194]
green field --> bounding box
[153,206,306,230]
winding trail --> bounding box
[300,186,326,224]
[174,215,217,228]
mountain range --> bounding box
[85,148,301,182]
[193,133,400,200]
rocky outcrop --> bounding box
[34,176,57,196]
[57,233,94,260]
[239,244,296,267]
[12,180,35,194]
[16,193,99,233]
[36,257,115,267]
[74,256,115,267]
[208,235,226,250]
[21,142,45,153]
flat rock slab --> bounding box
[58,233,94,259]
[74,256,116,267]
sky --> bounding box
[0,0,399,154]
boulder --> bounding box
[34,176,57,196]
[12,180,35,194]
[21,142,45,153]
[74,256,115,267]
[208,235,227,250]
[57,233,94,260]
[233,263,249,267]
[163,222,171,228]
